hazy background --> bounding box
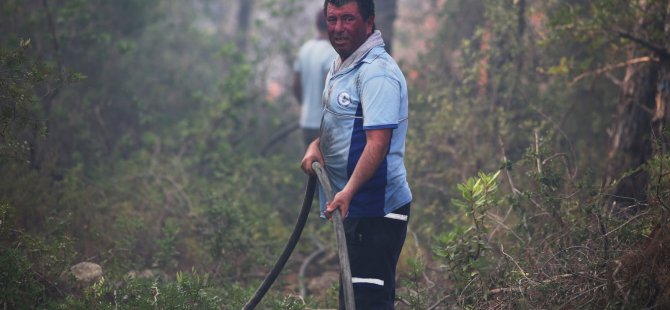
[2,0,669,308]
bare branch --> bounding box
[570,56,655,85]
[541,152,569,165]
[604,71,622,87]
[603,210,650,237]
[500,244,537,284]
[489,273,595,295]
[489,287,522,294]
[426,294,452,310]
[534,129,542,174]
[487,213,524,243]
[498,135,521,197]
[617,30,670,58]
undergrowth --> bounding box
[421,140,670,309]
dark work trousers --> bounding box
[339,203,410,310]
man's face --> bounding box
[326,2,374,60]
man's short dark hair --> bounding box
[323,0,375,21]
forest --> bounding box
[1,0,669,309]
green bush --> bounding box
[428,142,667,308]
[0,248,45,309]
[0,202,76,309]
[60,271,224,309]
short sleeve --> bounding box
[294,42,307,73]
[361,75,401,129]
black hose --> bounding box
[243,175,317,310]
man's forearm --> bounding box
[301,137,323,176]
[341,130,390,196]
[310,137,320,149]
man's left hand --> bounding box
[325,189,353,220]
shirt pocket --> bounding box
[327,86,361,119]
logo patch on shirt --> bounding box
[337,92,352,107]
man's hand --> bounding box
[325,188,353,220]
[301,138,324,176]
[326,128,392,220]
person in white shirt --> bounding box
[293,9,337,147]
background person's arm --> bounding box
[292,72,302,104]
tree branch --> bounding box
[42,0,64,109]
[498,135,521,197]
[535,129,542,174]
[616,30,670,58]
[570,56,655,85]
[426,294,452,310]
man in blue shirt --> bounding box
[300,0,411,308]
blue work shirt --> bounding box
[318,32,412,218]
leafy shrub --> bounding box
[0,247,45,309]
[427,142,668,309]
[0,202,76,309]
[61,270,225,309]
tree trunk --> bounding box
[375,0,397,55]
[605,54,656,205]
[236,0,255,52]
[606,0,670,205]
[652,1,670,154]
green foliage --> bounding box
[398,255,429,309]
[318,282,340,309]
[405,0,670,307]
[0,40,51,162]
[0,201,77,309]
[262,0,304,18]
[429,143,666,308]
[60,270,234,309]
[2,0,669,308]
[264,294,307,310]
[646,151,670,214]
[200,188,280,275]
[1,0,310,307]
[0,248,45,309]
[153,218,180,269]
[434,171,501,294]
